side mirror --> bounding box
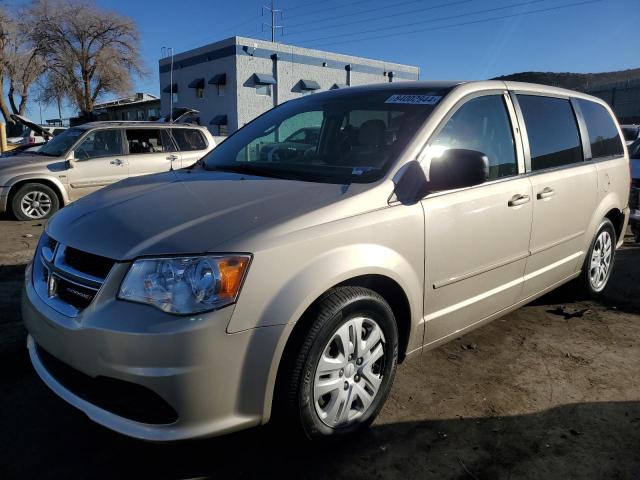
[427,148,488,192]
[391,160,429,205]
[66,151,76,169]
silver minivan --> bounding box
[0,122,215,220]
[22,81,630,441]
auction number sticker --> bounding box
[385,94,442,105]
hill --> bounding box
[493,68,640,91]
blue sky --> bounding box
[7,0,640,121]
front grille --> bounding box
[63,246,114,279]
[36,343,178,425]
[55,276,97,310]
[33,234,116,317]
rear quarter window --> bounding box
[171,129,208,151]
[576,99,623,159]
[517,95,583,171]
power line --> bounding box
[287,0,474,35]
[302,0,602,49]
[296,0,549,44]
[286,0,481,37]
[283,0,373,23]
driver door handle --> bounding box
[167,154,179,161]
[536,187,555,200]
[110,158,123,166]
[508,194,530,207]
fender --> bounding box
[6,173,70,205]
[235,243,424,425]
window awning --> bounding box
[253,73,276,85]
[162,83,178,93]
[188,78,205,89]
[210,115,228,125]
[300,79,321,91]
[208,73,227,85]
[330,83,348,90]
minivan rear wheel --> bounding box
[573,218,616,297]
[284,286,398,440]
[11,183,60,221]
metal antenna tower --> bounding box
[262,0,284,42]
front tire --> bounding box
[284,287,398,440]
[11,183,59,221]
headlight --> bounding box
[118,255,251,314]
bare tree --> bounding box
[0,6,15,123]
[30,0,145,116]
[0,4,46,124]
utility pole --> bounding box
[161,47,174,122]
[262,0,283,42]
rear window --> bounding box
[170,129,207,151]
[577,100,623,159]
[517,95,583,171]
[126,129,172,154]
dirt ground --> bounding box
[1,215,639,480]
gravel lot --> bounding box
[1,216,639,479]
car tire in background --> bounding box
[281,286,398,440]
[11,183,60,221]
[572,217,617,297]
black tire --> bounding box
[572,218,617,297]
[283,286,398,440]
[634,226,640,244]
[11,183,60,221]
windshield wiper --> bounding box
[205,164,294,180]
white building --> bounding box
[158,36,420,136]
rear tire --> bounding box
[572,218,616,297]
[282,286,398,440]
[11,183,60,221]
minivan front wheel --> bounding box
[285,286,398,440]
[11,183,60,221]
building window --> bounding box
[196,87,204,99]
[148,107,160,120]
[256,84,271,96]
[218,84,226,96]
[136,110,145,120]
[219,124,228,136]
[172,92,178,103]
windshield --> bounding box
[38,128,85,156]
[202,89,448,184]
[622,127,639,142]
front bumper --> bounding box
[22,262,286,441]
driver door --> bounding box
[67,129,128,201]
[421,92,533,346]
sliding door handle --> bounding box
[537,187,555,200]
[508,194,530,207]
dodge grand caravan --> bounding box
[22,81,630,441]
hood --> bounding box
[10,114,52,139]
[0,153,65,177]
[47,169,372,260]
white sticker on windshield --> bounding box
[385,94,442,105]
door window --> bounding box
[426,95,517,180]
[517,95,583,170]
[576,99,624,159]
[125,129,170,154]
[171,129,208,151]
[75,130,123,160]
